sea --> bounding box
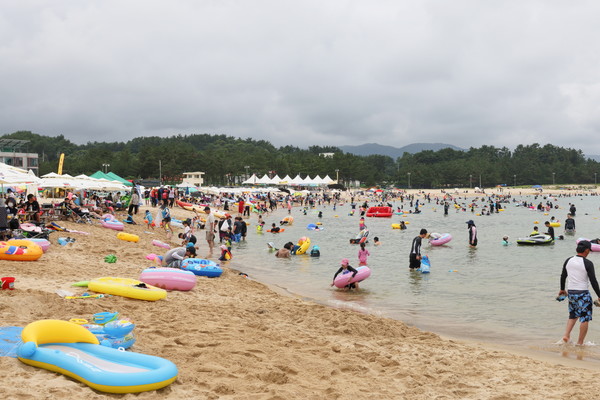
[224,192,600,363]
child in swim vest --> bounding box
[359,217,366,231]
[219,244,232,261]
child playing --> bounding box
[158,201,172,240]
[144,210,154,230]
[219,244,232,261]
[269,223,281,233]
[373,237,381,246]
[359,217,366,231]
[502,236,510,245]
[331,258,359,290]
[358,242,370,266]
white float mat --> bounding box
[44,345,149,373]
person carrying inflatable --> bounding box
[331,258,359,290]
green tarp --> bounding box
[90,171,132,186]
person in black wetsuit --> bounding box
[331,258,359,290]
[544,221,555,240]
[409,228,428,270]
[564,214,576,233]
[467,220,478,247]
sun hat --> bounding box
[341,258,349,265]
[466,220,475,225]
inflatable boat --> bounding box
[366,207,393,217]
[516,234,554,245]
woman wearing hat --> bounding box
[466,220,477,247]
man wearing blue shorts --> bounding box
[558,240,600,345]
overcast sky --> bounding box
[2,1,600,153]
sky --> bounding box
[2,1,600,153]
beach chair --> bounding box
[17,223,51,240]
[64,204,93,224]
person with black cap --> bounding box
[409,228,428,270]
[466,220,477,247]
[558,240,600,345]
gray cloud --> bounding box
[1,1,600,153]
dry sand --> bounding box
[2,194,600,399]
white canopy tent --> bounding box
[39,173,128,191]
[0,162,39,184]
[312,175,326,185]
[322,175,335,184]
[289,174,304,185]
[255,174,273,184]
[270,174,282,185]
[242,173,260,185]
[301,175,314,185]
[278,175,293,185]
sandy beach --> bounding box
[2,188,600,399]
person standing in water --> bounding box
[466,220,477,247]
[564,213,576,233]
[558,240,600,345]
[358,242,370,266]
[409,229,427,270]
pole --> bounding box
[479,174,482,188]
[335,169,339,183]
[245,165,249,180]
[407,172,411,189]
[159,160,162,184]
[552,172,555,185]
[513,174,516,187]
[469,174,472,189]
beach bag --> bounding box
[220,220,230,232]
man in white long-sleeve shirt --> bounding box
[558,240,600,345]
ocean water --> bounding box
[225,194,600,361]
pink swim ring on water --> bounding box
[429,233,452,246]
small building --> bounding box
[181,171,205,187]
[0,138,39,175]
[319,152,335,158]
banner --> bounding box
[57,153,65,175]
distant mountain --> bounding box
[338,142,465,159]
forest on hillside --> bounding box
[3,131,599,189]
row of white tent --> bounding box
[0,162,130,191]
[242,174,336,186]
